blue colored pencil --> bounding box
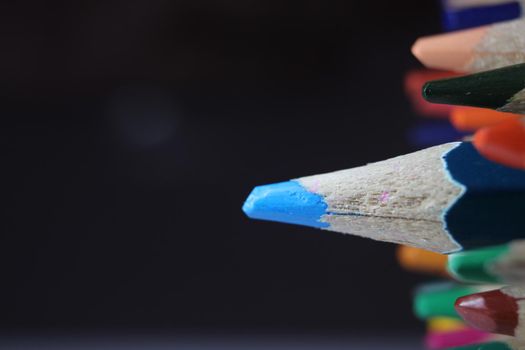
[441,0,522,31]
[407,120,468,147]
[242,142,525,254]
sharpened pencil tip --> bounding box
[242,180,329,228]
[422,80,452,105]
[422,82,433,101]
[455,289,518,336]
[410,38,425,64]
[410,27,486,72]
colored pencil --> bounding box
[448,240,525,284]
[412,18,525,73]
[428,317,468,332]
[423,63,525,115]
[404,69,459,118]
[446,0,521,9]
[450,107,520,132]
[447,340,525,350]
[414,282,497,319]
[243,142,525,254]
[455,286,525,337]
[473,117,525,169]
[441,0,522,31]
[407,120,468,147]
[425,327,495,349]
[397,246,449,276]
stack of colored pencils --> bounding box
[399,244,525,349]
[242,1,525,349]
[403,4,525,348]
[407,2,525,170]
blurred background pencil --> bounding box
[447,340,525,350]
[455,286,525,337]
[446,0,522,8]
[407,120,467,147]
[428,316,467,332]
[412,19,525,72]
[413,282,497,320]
[440,0,523,31]
[425,327,496,349]
[450,107,520,132]
[448,240,525,284]
[396,246,449,276]
[426,315,489,350]
[473,117,525,169]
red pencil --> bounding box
[455,286,525,338]
[404,69,460,118]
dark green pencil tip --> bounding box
[422,63,525,112]
[422,82,434,101]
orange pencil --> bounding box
[473,118,525,170]
[450,107,521,132]
[404,69,460,118]
[396,245,449,276]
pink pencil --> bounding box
[425,328,494,349]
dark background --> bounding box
[3,0,441,333]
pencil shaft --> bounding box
[442,1,521,31]
[424,64,525,115]
[244,142,525,253]
[448,240,525,284]
[412,19,525,73]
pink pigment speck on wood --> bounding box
[380,191,390,203]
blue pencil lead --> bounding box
[243,180,328,228]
